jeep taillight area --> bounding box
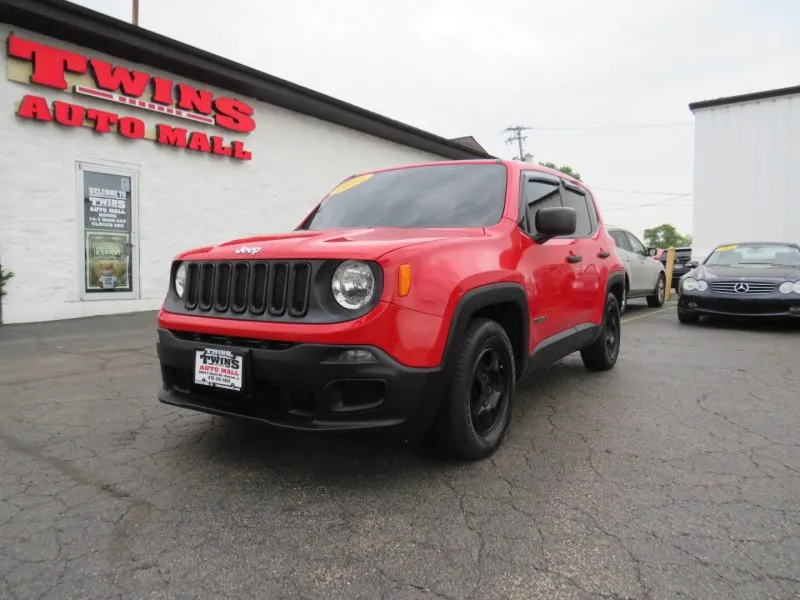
[157,160,626,460]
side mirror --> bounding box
[533,206,576,242]
[686,260,699,269]
[647,247,658,257]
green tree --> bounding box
[0,265,13,297]
[643,223,692,248]
[539,161,581,181]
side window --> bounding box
[626,232,647,256]
[561,187,592,237]
[610,231,631,251]
[523,179,562,234]
[585,193,599,231]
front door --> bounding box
[519,174,575,344]
[76,161,140,301]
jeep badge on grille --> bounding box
[234,246,261,255]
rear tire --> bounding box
[678,310,699,324]
[580,292,621,371]
[647,273,666,308]
[434,318,516,460]
[619,281,628,315]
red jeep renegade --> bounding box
[157,160,626,460]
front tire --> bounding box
[434,318,516,460]
[647,273,666,308]
[580,292,621,371]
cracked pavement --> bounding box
[1,302,799,599]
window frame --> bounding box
[518,171,563,235]
[560,180,595,239]
[625,231,648,257]
[75,159,141,302]
[610,230,633,252]
[518,172,598,239]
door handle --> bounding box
[597,251,610,258]
[567,255,582,263]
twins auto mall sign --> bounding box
[6,34,254,160]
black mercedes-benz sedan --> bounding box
[677,242,800,323]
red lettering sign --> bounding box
[7,34,257,144]
[15,95,252,161]
[8,36,87,89]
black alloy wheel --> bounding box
[604,298,621,361]
[469,347,510,437]
[434,318,516,460]
[580,291,622,371]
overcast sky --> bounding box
[72,0,799,240]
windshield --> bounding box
[704,243,800,267]
[300,163,507,230]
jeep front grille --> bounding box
[184,261,312,317]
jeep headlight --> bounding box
[174,262,187,298]
[331,260,375,310]
[682,277,698,292]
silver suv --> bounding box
[607,225,667,314]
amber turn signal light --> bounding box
[398,264,412,297]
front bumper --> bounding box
[156,328,447,438]
[678,293,800,319]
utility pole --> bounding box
[504,125,532,162]
[132,0,139,26]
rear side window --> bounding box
[524,179,562,234]
[610,231,631,251]
[561,188,592,237]
[625,232,647,256]
[585,193,599,231]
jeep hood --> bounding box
[176,227,486,261]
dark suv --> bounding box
[661,247,693,291]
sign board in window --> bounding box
[77,163,139,301]
[83,171,133,293]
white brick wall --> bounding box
[0,24,445,324]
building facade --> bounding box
[689,85,800,260]
[0,0,490,324]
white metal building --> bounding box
[689,85,800,261]
[0,0,490,325]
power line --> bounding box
[593,187,690,196]
[603,192,692,211]
[525,122,693,131]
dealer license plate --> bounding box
[194,347,244,391]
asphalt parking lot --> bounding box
[1,301,799,600]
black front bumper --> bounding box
[678,293,800,319]
[157,328,447,438]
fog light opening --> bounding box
[688,301,698,309]
[790,306,800,314]
[338,349,377,363]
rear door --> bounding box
[610,229,635,284]
[625,231,660,292]
[559,181,602,325]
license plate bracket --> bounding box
[194,347,246,392]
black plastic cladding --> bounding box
[165,259,384,324]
